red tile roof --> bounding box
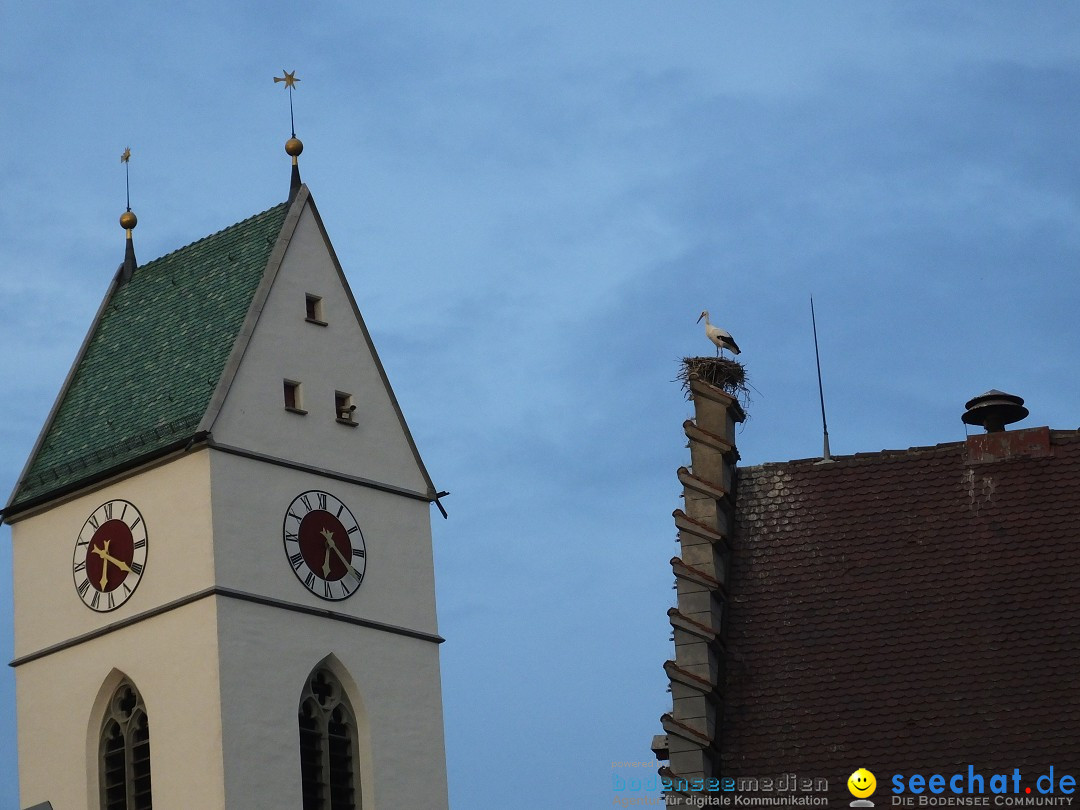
[723,428,1080,799]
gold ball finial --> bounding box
[120,210,138,230]
[285,137,304,157]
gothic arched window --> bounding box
[100,680,152,810]
[299,668,360,810]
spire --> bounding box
[119,147,137,284]
[274,70,304,201]
[286,135,304,201]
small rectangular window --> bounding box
[305,294,326,325]
[284,380,307,414]
[335,391,357,425]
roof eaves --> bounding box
[2,432,209,524]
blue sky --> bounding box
[3,3,1080,808]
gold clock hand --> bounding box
[319,527,340,577]
[92,541,111,589]
[99,552,132,573]
[322,544,332,578]
[90,541,133,589]
[322,531,359,578]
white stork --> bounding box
[697,310,741,356]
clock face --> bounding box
[283,490,367,601]
[72,499,148,612]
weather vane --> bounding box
[274,70,305,200]
[120,147,132,213]
[119,146,138,283]
[274,70,301,137]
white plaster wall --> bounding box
[15,598,225,810]
[212,202,430,496]
[209,449,440,633]
[10,443,447,809]
[10,450,215,659]
[216,597,449,810]
[208,448,449,808]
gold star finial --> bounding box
[274,70,300,89]
[120,147,131,163]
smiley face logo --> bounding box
[848,768,877,798]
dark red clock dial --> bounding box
[84,520,135,592]
[298,511,353,582]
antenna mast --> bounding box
[811,297,832,461]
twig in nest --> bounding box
[677,356,751,409]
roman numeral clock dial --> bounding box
[283,490,367,601]
[72,499,148,612]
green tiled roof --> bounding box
[9,202,289,510]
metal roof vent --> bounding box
[962,389,1029,433]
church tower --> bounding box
[2,130,450,809]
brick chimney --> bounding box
[963,389,1051,464]
[652,365,745,802]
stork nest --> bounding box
[678,356,750,405]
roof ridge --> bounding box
[741,426,1080,472]
[137,201,289,271]
[741,440,964,471]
